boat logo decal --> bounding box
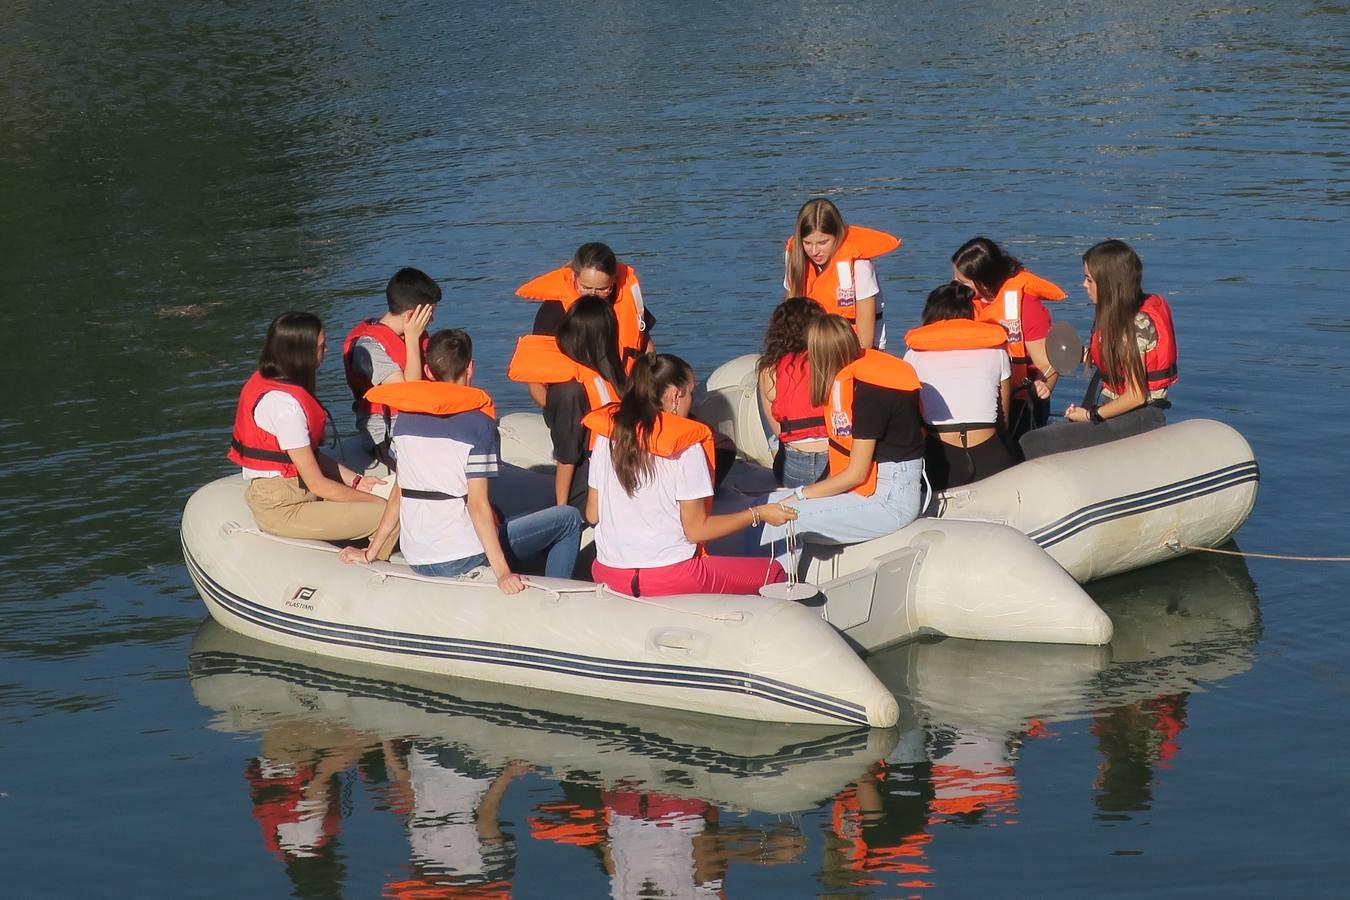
[286,586,318,612]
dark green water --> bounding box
[3,1,1348,895]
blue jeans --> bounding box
[411,505,583,579]
[759,459,924,568]
[780,446,828,488]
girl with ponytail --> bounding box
[583,354,795,598]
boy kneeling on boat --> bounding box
[338,329,582,593]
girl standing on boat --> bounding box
[1023,241,1178,458]
[516,241,655,406]
[784,198,900,351]
[758,297,829,488]
[584,354,795,597]
[902,282,1017,491]
[950,237,1066,441]
[507,296,628,513]
[226,311,395,555]
[760,315,926,565]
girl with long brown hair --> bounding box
[757,297,828,487]
[1023,240,1178,457]
[226,311,395,554]
[784,198,900,351]
[584,354,794,597]
[759,316,927,565]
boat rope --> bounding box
[1168,541,1350,563]
[223,523,747,615]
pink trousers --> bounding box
[593,554,785,598]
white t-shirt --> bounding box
[393,409,499,567]
[241,390,312,479]
[903,348,1011,426]
[588,435,712,569]
[785,258,886,349]
[608,809,719,900]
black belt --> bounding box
[400,488,465,501]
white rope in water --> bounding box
[1169,541,1350,563]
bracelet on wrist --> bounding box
[748,505,761,527]
[1087,405,1105,424]
[792,485,807,501]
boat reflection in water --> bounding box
[190,550,1258,896]
[189,621,897,896]
[823,551,1260,890]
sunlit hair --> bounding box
[951,237,1023,301]
[425,329,472,382]
[570,242,618,277]
[609,353,695,496]
[921,281,977,325]
[557,296,627,392]
[806,315,863,407]
[1084,239,1148,395]
[785,198,847,298]
[757,296,825,375]
[386,267,441,314]
[259,311,323,396]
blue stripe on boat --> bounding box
[1027,461,1260,550]
[182,543,872,726]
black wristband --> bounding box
[1087,405,1105,424]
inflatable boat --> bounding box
[181,475,899,728]
[189,620,899,815]
[695,354,1260,583]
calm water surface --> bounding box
[2,1,1348,896]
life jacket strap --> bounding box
[400,488,465,501]
[230,438,292,464]
[777,414,826,432]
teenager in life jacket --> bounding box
[506,296,627,514]
[902,282,1017,492]
[516,242,656,407]
[584,354,795,598]
[950,237,1067,442]
[759,316,926,568]
[342,267,440,466]
[1023,240,1178,459]
[757,297,829,488]
[338,330,582,592]
[227,312,394,554]
[784,198,901,351]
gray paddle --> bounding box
[1046,320,1085,378]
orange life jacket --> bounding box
[824,350,923,497]
[581,407,716,476]
[929,763,1018,820]
[785,225,901,322]
[506,334,620,410]
[382,878,512,900]
[528,801,608,848]
[226,372,328,478]
[1089,293,1179,397]
[364,380,496,419]
[972,269,1066,393]
[831,784,934,876]
[515,262,648,367]
[903,319,1009,352]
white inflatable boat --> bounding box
[189,621,899,815]
[181,476,899,728]
[695,354,1260,583]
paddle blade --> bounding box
[1046,320,1084,377]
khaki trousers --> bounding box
[244,476,399,559]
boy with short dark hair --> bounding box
[340,329,582,593]
[342,267,441,462]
